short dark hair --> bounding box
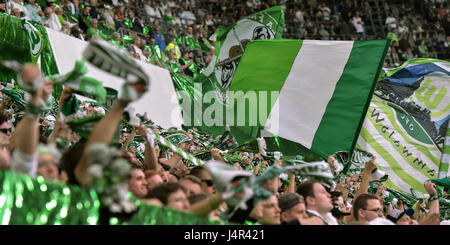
[188,193,208,205]
[144,169,160,178]
[296,180,318,203]
[189,166,206,179]
[0,113,8,124]
[353,194,380,221]
[146,182,186,205]
[330,191,343,202]
[180,175,202,185]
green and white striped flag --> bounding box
[154,133,204,167]
[228,39,389,159]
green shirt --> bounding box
[87,27,107,40]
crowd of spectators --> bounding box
[2,0,449,74]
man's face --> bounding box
[311,183,333,213]
[135,37,141,45]
[146,174,163,190]
[0,139,11,169]
[259,195,281,225]
[113,33,121,41]
[179,179,201,196]
[0,122,11,137]
[167,189,190,211]
[44,8,52,18]
[12,9,21,17]
[128,169,148,198]
[360,199,384,222]
[37,153,58,181]
[396,214,415,225]
[198,170,216,194]
[281,201,308,223]
[91,20,98,29]
[335,196,350,213]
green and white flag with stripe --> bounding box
[228,39,389,159]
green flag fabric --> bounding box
[202,5,285,98]
[176,7,285,143]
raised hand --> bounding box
[364,155,377,173]
[424,182,437,195]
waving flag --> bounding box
[227,39,389,159]
[358,59,450,193]
[202,5,285,97]
[179,6,285,138]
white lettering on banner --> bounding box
[23,21,43,58]
[368,106,436,177]
[178,88,278,129]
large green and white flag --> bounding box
[227,39,390,159]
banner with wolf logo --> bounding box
[175,7,284,139]
[357,59,450,193]
[201,6,285,105]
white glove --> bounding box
[146,131,156,148]
[332,160,344,173]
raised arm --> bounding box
[287,173,296,194]
[211,147,224,162]
[419,182,440,225]
[74,102,126,185]
[346,156,376,224]
[75,80,148,186]
[189,193,224,217]
[136,124,158,171]
[48,90,72,144]
[10,64,45,177]
[123,127,136,150]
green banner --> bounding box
[0,170,233,225]
[175,7,285,145]
[0,13,59,81]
